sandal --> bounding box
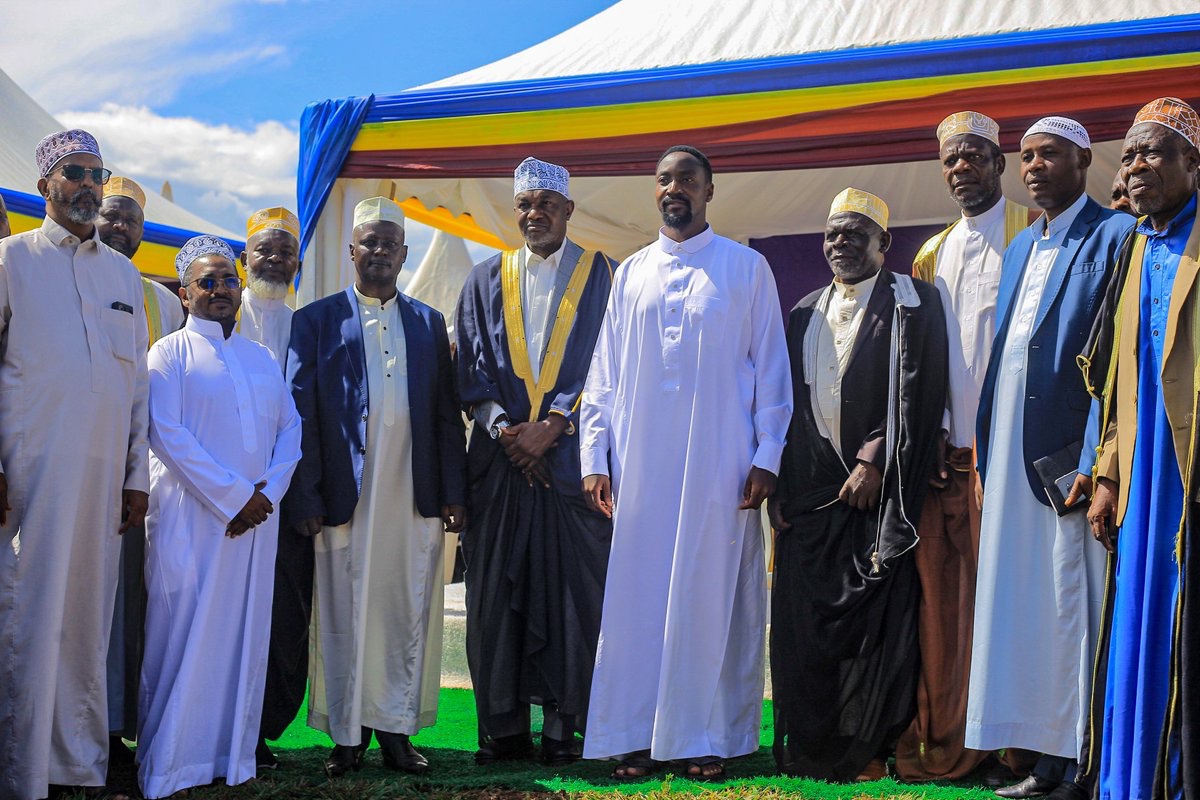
[683,755,725,781]
[611,749,661,780]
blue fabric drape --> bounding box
[296,95,373,262]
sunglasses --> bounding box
[56,165,112,184]
[188,276,243,292]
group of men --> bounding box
[0,91,1196,800]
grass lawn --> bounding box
[104,688,1002,800]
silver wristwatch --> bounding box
[489,419,511,439]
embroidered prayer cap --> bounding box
[1022,116,1091,149]
[35,129,102,177]
[104,176,146,209]
[828,187,889,231]
[513,157,570,199]
[1131,97,1199,149]
[247,206,300,241]
[352,196,406,229]
[175,235,237,282]
[936,111,1001,147]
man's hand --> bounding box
[1064,473,1093,509]
[1087,476,1118,553]
[739,466,776,510]
[839,461,883,511]
[767,496,791,531]
[520,459,553,489]
[442,504,467,533]
[229,483,273,538]
[929,431,950,490]
[583,474,613,519]
[297,516,324,537]
[120,489,149,534]
[501,417,566,468]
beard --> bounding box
[956,176,1002,212]
[50,185,100,226]
[661,207,693,230]
[246,272,289,300]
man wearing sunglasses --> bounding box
[0,129,150,800]
[137,234,301,798]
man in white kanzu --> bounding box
[238,207,300,370]
[0,129,150,800]
[288,197,467,778]
[137,236,301,798]
[580,145,792,781]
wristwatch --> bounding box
[489,419,511,439]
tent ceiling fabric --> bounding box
[298,0,1195,301]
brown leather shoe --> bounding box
[855,757,888,782]
[377,731,430,775]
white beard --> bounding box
[246,273,289,300]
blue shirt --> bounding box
[1138,194,1197,369]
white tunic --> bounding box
[931,198,1007,448]
[0,217,149,800]
[237,288,292,371]
[579,227,792,761]
[965,193,1107,759]
[809,272,879,453]
[308,287,445,744]
[138,317,301,799]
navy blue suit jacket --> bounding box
[976,196,1133,504]
[284,286,466,526]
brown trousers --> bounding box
[895,446,989,780]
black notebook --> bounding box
[1032,440,1086,516]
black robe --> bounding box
[772,269,948,780]
[454,246,615,742]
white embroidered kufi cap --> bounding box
[1022,116,1091,149]
[514,157,570,199]
[176,235,237,282]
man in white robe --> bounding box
[287,197,467,777]
[0,130,150,800]
[238,207,299,370]
[96,175,184,769]
[966,118,1134,799]
[234,207,308,770]
[579,146,792,780]
[137,235,301,799]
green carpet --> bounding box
[216,688,1001,800]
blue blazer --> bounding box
[284,286,466,526]
[977,196,1133,504]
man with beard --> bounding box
[966,117,1133,799]
[768,189,947,781]
[96,175,184,771]
[289,197,466,777]
[232,206,307,770]
[1079,97,1200,800]
[238,207,300,370]
[456,157,615,766]
[0,129,150,800]
[580,145,791,780]
[897,112,1031,782]
[137,236,301,798]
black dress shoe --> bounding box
[256,738,279,771]
[376,731,429,775]
[475,732,535,765]
[324,743,368,778]
[540,733,582,766]
[108,736,136,767]
[1044,781,1089,800]
[996,774,1060,798]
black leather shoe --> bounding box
[256,738,279,771]
[324,743,367,778]
[1044,781,1089,800]
[377,731,429,775]
[540,733,582,766]
[996,774,1060,798]
[475,732,535,765]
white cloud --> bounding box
[0,1,286,110]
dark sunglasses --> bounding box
[189,276,243,292]
[57,165,112,184]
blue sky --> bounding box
[1,0,619,260]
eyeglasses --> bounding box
[56,165,112,184]
[188,276,243,292]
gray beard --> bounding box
[246,273,289,300]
